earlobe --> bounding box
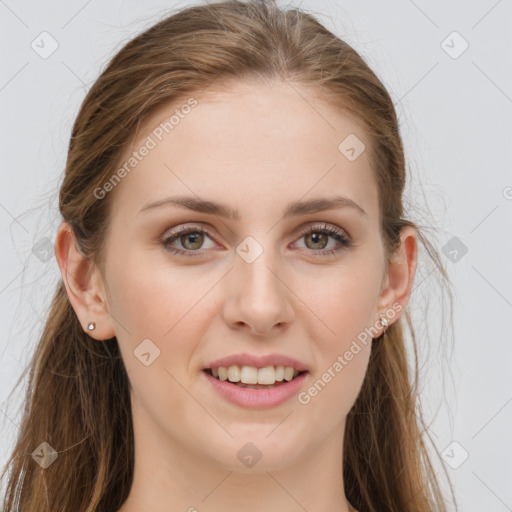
[54,222,116,340]
[377,225,418,325]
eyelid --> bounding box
[295,222,351,241]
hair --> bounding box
[1,1,456,511]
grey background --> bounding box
[1,1,511,510]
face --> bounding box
[96,79,390,472]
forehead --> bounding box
[109,78,379,223]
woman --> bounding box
[1,1,455,510]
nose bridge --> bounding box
[223,235,293,334]
[240,249,280,299]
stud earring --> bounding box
[379,315,389,335]
[87,322,96,331]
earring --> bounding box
[87,322,96,331]
[379,315,389,334]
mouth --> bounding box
[203,365,308,390]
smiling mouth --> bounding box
[203,368,308,389]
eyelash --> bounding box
[160,223,352,258]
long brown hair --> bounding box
[1,1,456,510]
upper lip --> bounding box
[205,353,309,372]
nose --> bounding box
[221,248,294,337]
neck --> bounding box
[117,408,356,512]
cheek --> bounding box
[106,245,211,336]
[296,272,376,421]
[298,343,371,429]
[292,256,382,414]
[295,255,384,346]
[105,250,223,381]
[105,259,208,417]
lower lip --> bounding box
[203,370,309,409]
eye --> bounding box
[293,223,352,257]
[161,225,217,257]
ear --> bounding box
[54,221,116,341]
[376,225,418,328]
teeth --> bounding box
[240,365,257,384]
[283,366,295,382]
[210,365,301,384]
[257,366,275,385]
[227,365,240,382]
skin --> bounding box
[55,78,417,512]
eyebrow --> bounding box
[139,194,367,219]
